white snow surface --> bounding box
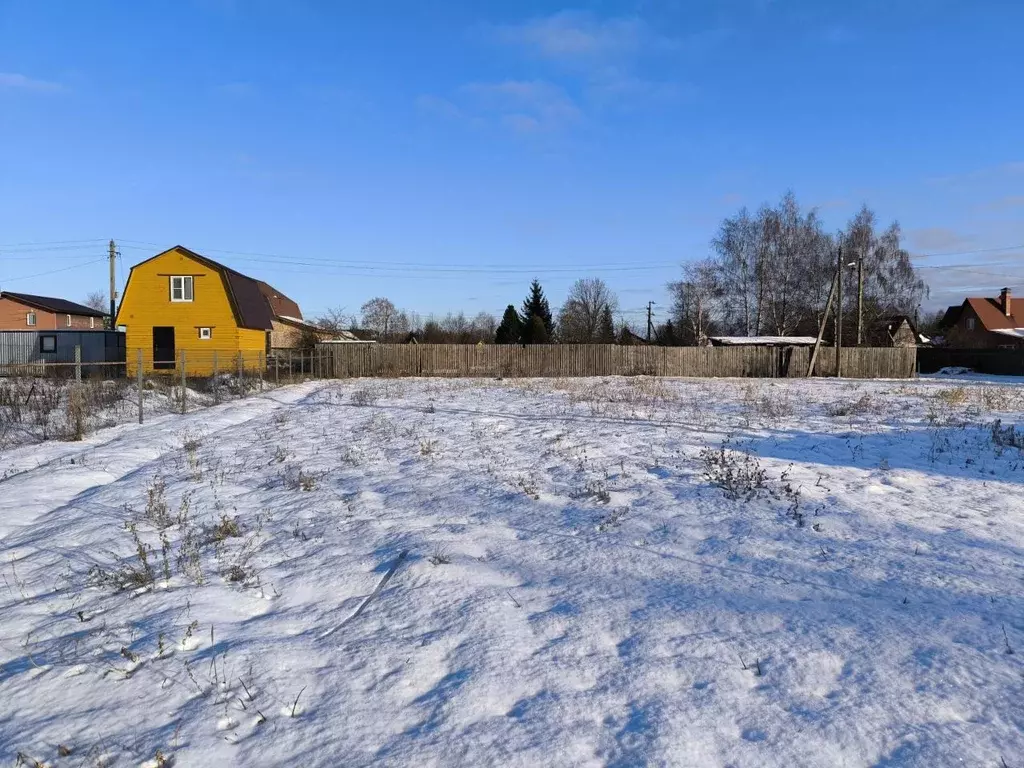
[709,336,818,346]
[992,328,1024,339]
[1,376,1023,767]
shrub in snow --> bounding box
[699,442,768,501]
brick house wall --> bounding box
[0,296,101,330]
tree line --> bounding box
[668,193,929,345]
[309,193,929,346]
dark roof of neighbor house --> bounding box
[124,246,277,330]
[938,305,962,329]
[257,281,302,320]
[1,291,106,318]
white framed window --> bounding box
[170,276,194,302]
[26,311,36,326]
[65,314,72,327]
[198,327,212,340]
[966,317,975,331]
[90,317,95,329]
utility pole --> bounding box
[108,239,118,329]
[856,248,864,346]
[646,301,655,343]
[807,265,840,377]
[835,244,843,377]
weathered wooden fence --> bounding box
[321,344,917,379]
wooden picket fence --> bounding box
[321,344,917,380]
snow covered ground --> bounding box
[1,375,1022,767]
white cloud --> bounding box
[0,73,62,91]
[415,94,463,120]
[461,80,581,133]
[495,11,649,61]
[585,66,693,107]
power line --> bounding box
[113,243,680,273]
[912,244,1024,259]
[0,257,109,283]
[0,238,107,248]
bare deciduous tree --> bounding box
[669,259,722,345]
[557,278,619,343]
[84,292,107,312]
[360,297,399,339]
[472,312,497,341]
[313,307,357,332]
[684,194,927,344]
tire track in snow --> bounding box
[0,383,328,542]
[319,550,410,639]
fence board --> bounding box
[322,344,916,380]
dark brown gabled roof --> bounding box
[256,281,302,320]
[938,305,962,329]
[124,246,275,330]
[1,291,106,318]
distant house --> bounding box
[617,328,651,346]
[116,245,303,372]
[868,316,925,348]
[319,330,376,345]
[0,291,106,330]
[938,288,1023,348]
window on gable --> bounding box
[170,276,194,302]
[966,317,975,331]
[26,311,36,326]
[198,327,212,340]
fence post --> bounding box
[237,351,243,396]
[180,349,187,414]
[258,351,264,390]
[212,350,219,403]
[288,349,293,382]
[137,349,144,424]
[74,345,82,382]
[275,351,280,386]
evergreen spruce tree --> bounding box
[659,319,677,346]
[524,314,549,344]
[494,304,522,344]
[520,279,554,343]
[597,305,616,344]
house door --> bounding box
[153,327,175,369]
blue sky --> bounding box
[1,0,1023,324]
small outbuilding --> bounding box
[708,336,818,347]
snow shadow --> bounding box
[751,421,1024,483]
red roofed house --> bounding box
[939,288,1024,348]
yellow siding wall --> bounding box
[116,247,264,374]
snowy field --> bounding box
[1,375,1022,767]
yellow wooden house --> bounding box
[116,245,295,373]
